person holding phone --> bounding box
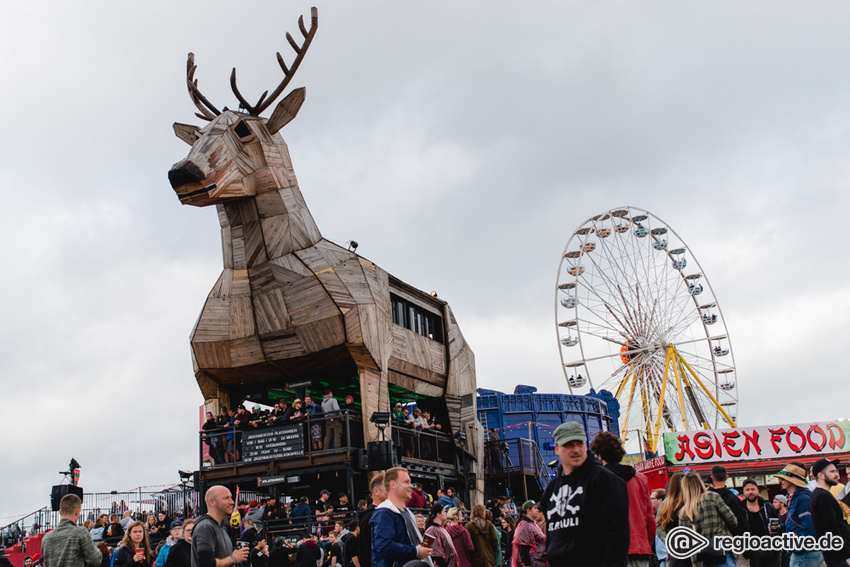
[424,504,456,567]
[113,522,154,567]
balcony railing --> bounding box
[200,410,363,470]
[200,410,460,471]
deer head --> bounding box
[168,8,318,207]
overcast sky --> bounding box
[2,1,850,520]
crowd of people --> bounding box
[9,421,850,567]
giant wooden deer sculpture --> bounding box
[168,8,482,476]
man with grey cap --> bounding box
[538,421,629,567]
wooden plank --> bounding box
[335,258,374,305]
[229,295,256,339]
[243,220,268,267]
[193,340,230,369]
[193,297,231,341]
[344,305,362,344]
[294,245,331,273]
[359,368,388,444]
[247,264,276,295]
[220,227,234,269]
[261,333,306,359]
[231,269,251,297]
[294,316,345,354]
[228,336,265,366]
[254,288,291,335]
[255,190,287,218]
[282,276,340,326]
[316,269,357,309]
[261,214,291,259]
[314,240,354,267]
[270,254,313,278]
[230,225,247,268]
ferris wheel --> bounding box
[555,206,738,453]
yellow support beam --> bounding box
[650,345,673,452]
[620,371,638,443]
[674,349,738,428]
[670,345,689,431]
[676,355,709,430]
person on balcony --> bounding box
[303,395,323,451]
[322,389,343,449]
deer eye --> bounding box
[234,120,252,139]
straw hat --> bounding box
[776,463,808,488]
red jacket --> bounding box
[406,489,428,510]
[606,463,655,555]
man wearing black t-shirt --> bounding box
[342,522,360,567]
[809,458,850,567]
[325,532,343,567]
[741,478,781,567]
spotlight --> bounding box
[347,240,359,252]
[370,412,391,425]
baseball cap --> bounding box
[170,520,183,529]
[320,489,331,496]
[812,458,841,478]
[773,494,788,505]
[553,422,586,446]
[521,500,536,512]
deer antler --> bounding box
[186,53,221,122]
[231,7,318,116]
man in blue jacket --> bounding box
[370,467,431,567]
[777,462,823,567]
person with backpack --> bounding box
[708,465,748,564]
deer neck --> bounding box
[217,184,322,269]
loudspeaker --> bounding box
[367,441,394,470]
[51,484,84,511]
[465,473,477,491]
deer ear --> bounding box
[173,122,201,145]
[267,88,306,135]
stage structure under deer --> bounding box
[167,8,482,498]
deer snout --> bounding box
[168,160,206,190]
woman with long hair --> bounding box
[91,517,107,542]
[446,508,474,567]
[679,472,737,567]
[465,504,498,567]
[425,503,458,567]
[499,515,516,567]
[657,472,685,536]
[113,521,154,567]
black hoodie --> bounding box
[538,449,630,567]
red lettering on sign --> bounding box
[827,423,846,451]
[807,425,826,451]
[694,432,713,459]
[714,434,723,458]
[675,435,694,461]
[722,431,742,457]
[742,429,761,456]
[786,426,805,453]
[769,428,786,453]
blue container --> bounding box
[477,385,619,476]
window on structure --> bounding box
[390,293,444,343]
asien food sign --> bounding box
[663,421,850,465]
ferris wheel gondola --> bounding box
[555,206,739,452]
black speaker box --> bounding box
[51,484,84,511]
[367,441,394,470]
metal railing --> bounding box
[483,437,552,499]
[1,488,203,540]
[200,410,363,469]
[390,422,456,466]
